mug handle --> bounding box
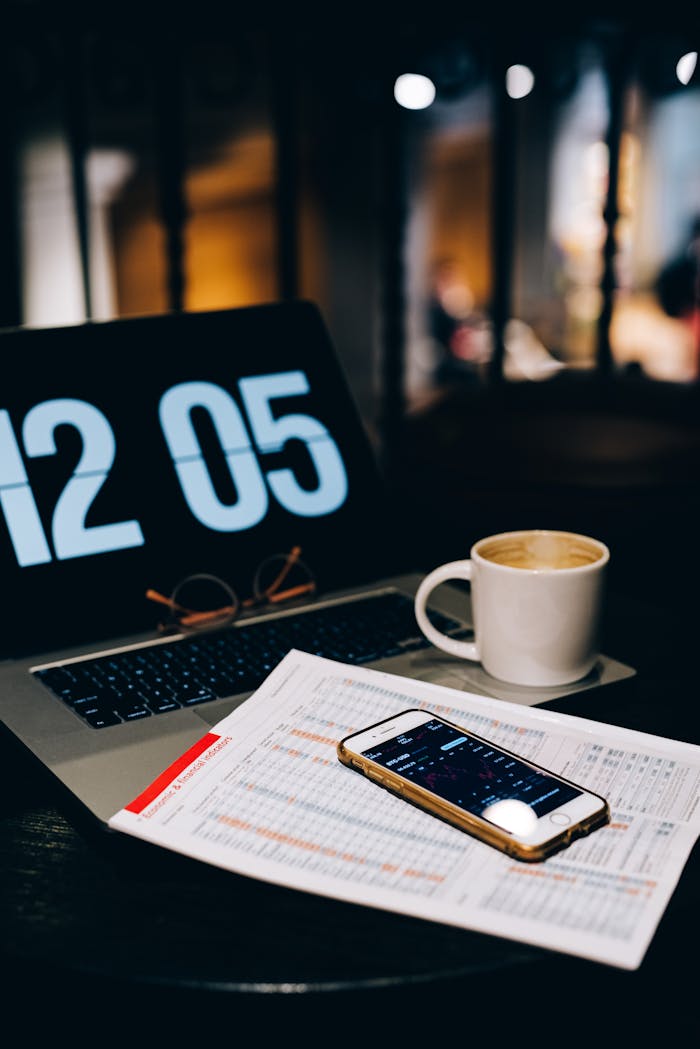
[414,561,479,661]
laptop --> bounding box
[0,301,634,826]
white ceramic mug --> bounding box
[414,529,610,687]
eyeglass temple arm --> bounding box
[266,580,315,604]
[145,588,181,612]
[263,544,302,597]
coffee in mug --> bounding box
[414,529,609,687]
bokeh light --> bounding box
[394,73,437,110]
[506,64,535,99]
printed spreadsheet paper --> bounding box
[109,650,700,970]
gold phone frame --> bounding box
[337,710,610,863]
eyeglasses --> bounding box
[145,545,316,634]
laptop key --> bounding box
[113,697,151,720]
[65,685,117,709]
[178,684,218,706]
[82,708,122,729]
[73,696,114,717]
[145,696,181,714]
[138,684,180,711]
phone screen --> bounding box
[363,717,581,822]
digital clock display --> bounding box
[0,303,385,657]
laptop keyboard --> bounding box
[33,591,467,729]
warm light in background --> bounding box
[505,64,535,99]
[394,73,436,110]
[676,51,698,86]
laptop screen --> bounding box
[0,302,391,658]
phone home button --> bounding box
[549,812,571,826]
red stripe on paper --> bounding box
[126,732,221,814]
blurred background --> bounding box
[3,0,700,608]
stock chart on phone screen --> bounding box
[366,719,580,819]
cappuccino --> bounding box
[478,531,604,571]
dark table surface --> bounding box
[2,583,698,1041]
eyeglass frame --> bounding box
[145,545,316,634]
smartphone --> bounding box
[337,709,610,862]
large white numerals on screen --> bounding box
[0,371,349,567]
[22,399,145,560]
[0,400,144,567]
[0,410,52,566]
[158,370,348,530]
[239,371,348,516]
[158,382,269,532]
